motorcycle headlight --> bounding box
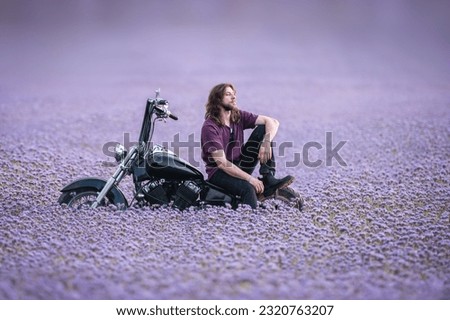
[114,144,127,162]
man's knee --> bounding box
[250,125,266,141]
[242,125,265,153]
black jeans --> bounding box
[209,125,276,209]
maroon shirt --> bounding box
[201,110,258,179]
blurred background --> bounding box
[1,0,449,104]
[1,0,450,175]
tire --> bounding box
[272,186,304,211]
[58,188,114,209]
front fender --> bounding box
[60,177,128,207]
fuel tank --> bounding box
[146,146,204,180]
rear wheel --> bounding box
[272,186,304,211]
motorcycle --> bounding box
[58,90,304,211]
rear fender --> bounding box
[60,177,128,207]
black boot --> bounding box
[259,174,294,199]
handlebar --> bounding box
[153,102,178,121]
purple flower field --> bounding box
[0,1,449,299]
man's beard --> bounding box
[221,103,234,111]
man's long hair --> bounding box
[205,83,241,125]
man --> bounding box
[201,83,294,209]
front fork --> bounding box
[91,146,139,209]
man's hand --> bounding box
[248,176,264,194]
[258,140,272,164]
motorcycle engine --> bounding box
[142,179,169,205]
[173,180,201,210]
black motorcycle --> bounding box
[58,90,303,211]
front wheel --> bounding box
[59,188,114,209]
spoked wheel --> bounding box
[68,191,110,209]
[271,186,304,211]
[59,188,110,209]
